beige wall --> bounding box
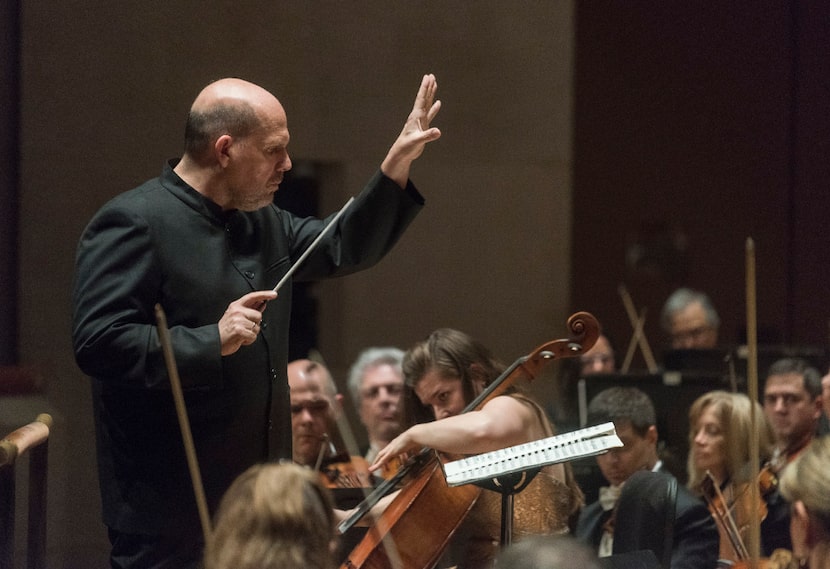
[16,3,574,566]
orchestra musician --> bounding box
[287,359,372,488]
[778,436,830,569]
[368,328,584,569]
[687,390,793,562]
[204,462,338,569]
[573,386,719,569]
[660,287,720,349]
[346,347,406,472]
[762,358,825,474]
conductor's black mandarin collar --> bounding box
[160,158,242,225]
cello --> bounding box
[339,311,600,569]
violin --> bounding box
[319,454,374,489]
[701,466,795,569]
[312,432,374,489]
[338,312,600,569]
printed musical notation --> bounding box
[442,422,622,487]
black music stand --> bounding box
[474,468,541,546]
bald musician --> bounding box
[72,74,441,569]
[288,359,372,487]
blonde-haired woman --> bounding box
[779,436,830,569]
[204,462,336,569]
[687,390,791,561]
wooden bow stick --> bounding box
[745,238,762,564]
[618,284,659,373]
[154,304,212,544]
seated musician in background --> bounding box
[660,287,720,349]
[779,437,830,569]
[346,347,406,470]
[578,333,617,376]
[762,358,824,474]
[369,328,584,569]
[288,359,372,488]
[204,462,337,569]
[574,387,718,569]
[687,390,792,561]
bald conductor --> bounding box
[72,75,441,569]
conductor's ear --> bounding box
[214,135,233,167]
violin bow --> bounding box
[154,304,212,544]
[745,238,762,563]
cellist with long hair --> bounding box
[364,328,584,568]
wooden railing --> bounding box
[0,414,52,569]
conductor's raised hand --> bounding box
[381,73,442,188]
[218,290,277,356]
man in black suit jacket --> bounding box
[72,74,442,569]
[574,387,718,569]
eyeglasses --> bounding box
[361,384,404,400]
[290,399,330,415]
[670,325,712,343]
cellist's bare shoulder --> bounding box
[477,395,541,447]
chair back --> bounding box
[611,470,677,569]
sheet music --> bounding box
[442,422,622,487]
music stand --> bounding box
[474,469,540,546]
[442,423,622,547]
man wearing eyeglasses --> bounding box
[660,288,720,350]
[763,357,824,474]
[346,347,405,467]
[287,359,371,487]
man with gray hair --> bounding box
[347,347,405,467]
[660,287,720,349]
